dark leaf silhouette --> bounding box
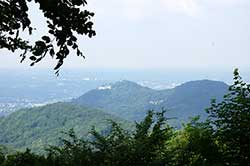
[0,0,96,74]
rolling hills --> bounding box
[0,79,229,152]
[73,80,228,123]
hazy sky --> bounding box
[1,0,250,71]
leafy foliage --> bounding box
[206,68,250,165]
[0,0,95,74]
[1,149,47,166]
[0,110,175,166]
[168,117,222,165]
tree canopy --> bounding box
[206,68,250,165]
[0,0,96,74]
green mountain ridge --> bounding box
[73,79,228,123]
[73,80,172,120]
[0,103,131,153]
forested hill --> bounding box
[0,80,228,152]
[73,80,228,122]
[73,80,173,120]
[0,103,131,153]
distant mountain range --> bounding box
[0,79,229,152]
[73,80,228,123]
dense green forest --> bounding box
[73,80,228,122]
[0,103,132,153]
[0,69,249,165]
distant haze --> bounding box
[0,0,249,72]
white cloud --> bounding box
[203,0,247,6]
[121,0,147,20]
[90,0,248,20]
[160,0,200,16]
[89,0,201,21]
[121,0,201,19]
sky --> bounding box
[0,0,250,72]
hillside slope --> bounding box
[161,80,228,121]
[0,103,131,153]
[73,80,228,122]
[73,80,173,120]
